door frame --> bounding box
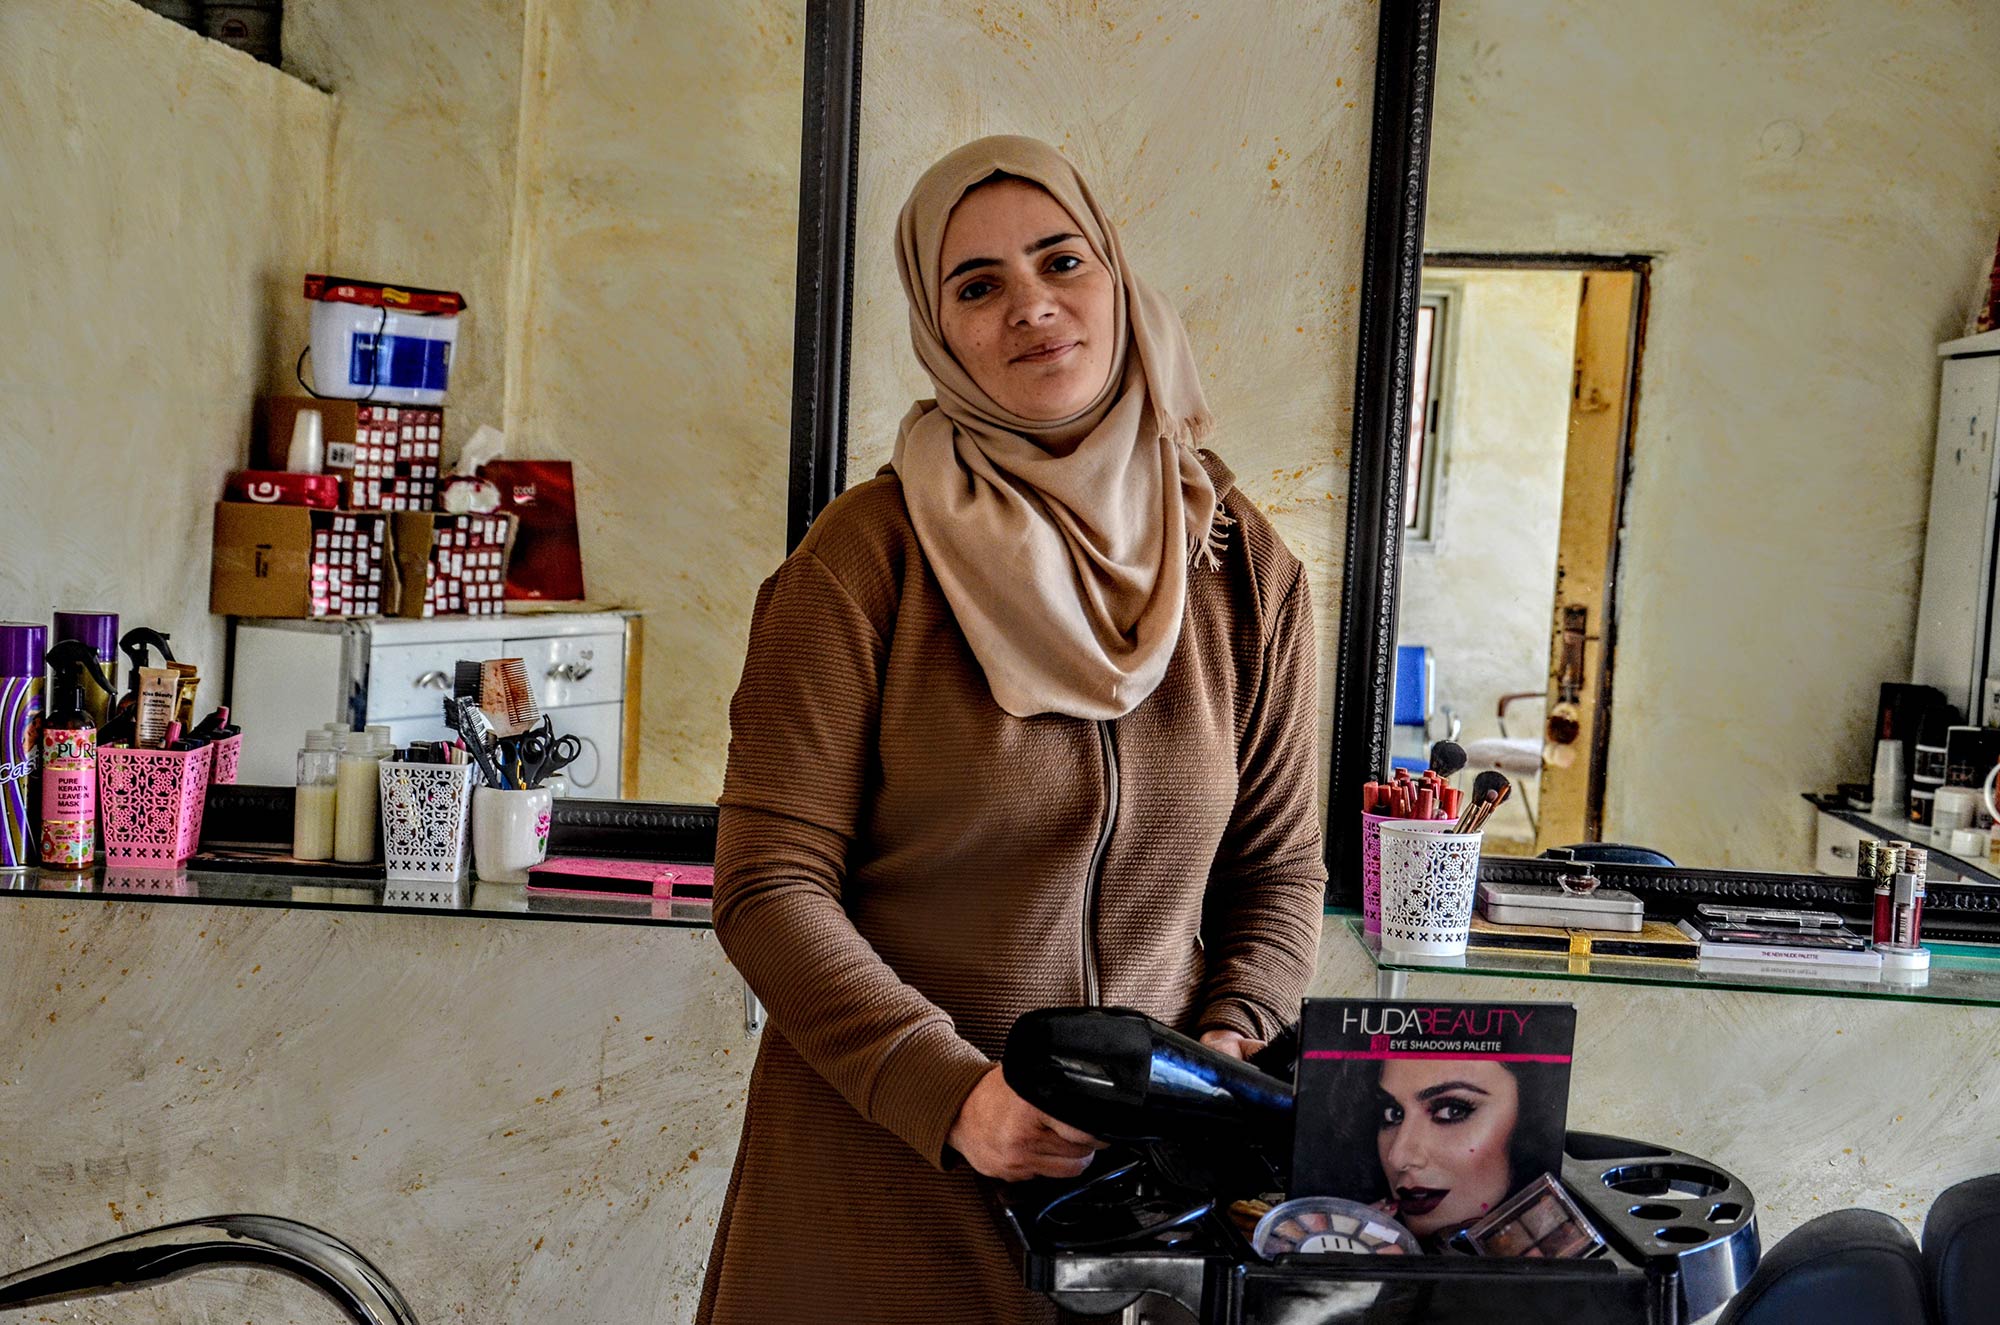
[1422,252,1650,846]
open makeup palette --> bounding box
[999,1131,1758,1324]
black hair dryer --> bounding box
[1003,1007,1295,1148]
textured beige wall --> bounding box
[0,0,328,674]
[283,0,527,454]
[505,0,805,803]
[1399,269,1575,745]
[5,897,1993,1322]
[1425,0,2000,869]
[848,1,1380,802]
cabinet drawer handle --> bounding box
[1828,845,1854,860]
[413,669,451,692]
[547,662,594,682]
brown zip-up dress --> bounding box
[696,450,1326,1324]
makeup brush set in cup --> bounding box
[1359,742,1510,955]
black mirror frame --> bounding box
[1327,0,1441,907]
[789,0,866,550]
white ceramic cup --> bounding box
[471,785,554,884]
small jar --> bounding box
[334,730,384,863]
[293,729,339,861]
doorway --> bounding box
[1393,254,1648,854]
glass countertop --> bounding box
[1341,916,2000,1009]
[2,863,715,930]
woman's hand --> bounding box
[947,1065,1105,1182]
[1200,1029,1268,1061]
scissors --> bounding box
[514,720,584,789]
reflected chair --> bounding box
[1924,1173,2000,1325]
[1462,689,1546,835]
[1388,644,1459,773]
[1543,842,1677,868]
[1714,1207,1927,1325]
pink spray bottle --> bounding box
[41,640,113,871]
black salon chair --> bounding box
[1715,1208,1927,1325]
[1923,1173,2000,1325]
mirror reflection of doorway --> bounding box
[1392,256,1647,856]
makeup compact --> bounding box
[1456,1172,1606,1259]
[1251,1197,1418,1259]
[1476,878,1644,932]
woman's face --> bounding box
[1374,1059,1521,1238]
[936,178,1116,423]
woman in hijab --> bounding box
[697,135,1327,1324]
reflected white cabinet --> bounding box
[1914,332,2000,720]
[226,612,641,798]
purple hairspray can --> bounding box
[52,610,118,728]
[0,622,48,869]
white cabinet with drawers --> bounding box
[227,612,641,798]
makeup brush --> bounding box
[1428,740,1467,781]
[1454,770,1511,833]
[1466,781,1512,833]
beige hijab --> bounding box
[890,135,1227,721]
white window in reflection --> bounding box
[1405,292,1452,543]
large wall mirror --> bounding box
[1334,0,2000,907]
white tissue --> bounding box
[458,424,507,474]
[440,423,506,513]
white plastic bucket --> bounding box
[309,300,459,405]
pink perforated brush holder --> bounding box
[1361,812,1456,933]
[98,744,214,867]
[208,733,243,785]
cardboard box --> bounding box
[255,396,445,513]
[387,511,516,618]
[210,502,390,619]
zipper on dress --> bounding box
[1081,719,1119,1005]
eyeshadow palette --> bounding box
[1457,1171,1606,1259]
[1251,1197,1419,1259]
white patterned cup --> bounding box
[1377,824,1484,956]
[471,785,554,884]
[379,762,475,882]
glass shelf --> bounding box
[3,866,714,930]
[1340,916,2000,1009]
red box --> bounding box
[224,470,342,508]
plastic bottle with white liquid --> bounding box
[333,731,383,863]
[293,729,338,861]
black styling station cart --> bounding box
[999,1009,1759,1325]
